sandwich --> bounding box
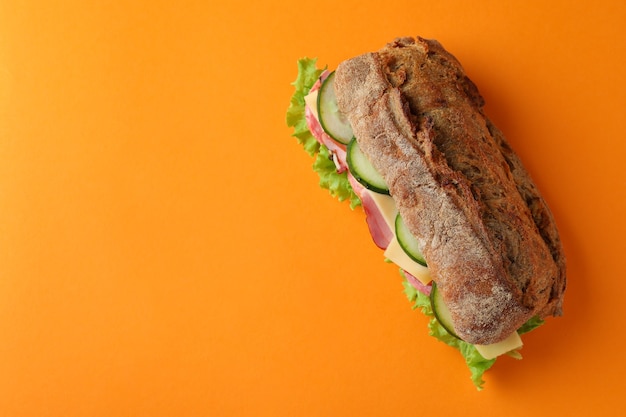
[285,36,566,389]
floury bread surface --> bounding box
[334,37,566,344]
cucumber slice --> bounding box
[430,282,461,340]
[317,71,353,145]
[395,214,427,266]
[347,137,390,195]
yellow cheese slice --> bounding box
[363,190,397,231]
[304,90,319,120]
[384,237,432,284]
[474,331,523,360]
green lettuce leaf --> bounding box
[286,58,360,209]
[517,315,545,335]
[286,58,323,156]
[402,276,495,389]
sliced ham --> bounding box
[305,71,393,249]
[306,70,432,304]
[304,106,348,173]
[305,70,348,172]
[348,173,394,250]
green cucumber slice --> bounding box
[430,282,461,340]
[317,71,353,145]
[347,137,390,195]
[395,214,427,266]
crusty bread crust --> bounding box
[334,37,566,344]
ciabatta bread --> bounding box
[334,37,566,344]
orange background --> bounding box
[1,0,625,415]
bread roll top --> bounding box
[334,37,566,344]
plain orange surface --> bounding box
[1,0,625,415]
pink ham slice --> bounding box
[305,72,431,296]
[305,71,394,249]
[305,106,348,173]
[305,70,348,173]
[347,173,394,250]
